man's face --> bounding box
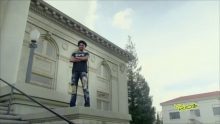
[78,43,85,51]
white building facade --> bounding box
[160,91,220,124]
[0,0,131,123]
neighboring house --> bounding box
[160,91,220,124]
[0,0,132,123]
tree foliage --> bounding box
[125,36,155,124]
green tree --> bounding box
[125,36,155,124]
[155,113,162,124]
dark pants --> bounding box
[70,72,90,107]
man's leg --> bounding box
[80,72,90,107]
[70,72,79,107]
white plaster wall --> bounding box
[162,98,220,124]
[0,0,7,30]
[198,99,220,123]
[118,66,128,114]
[0,0,30,84]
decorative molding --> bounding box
[0,93,68,107]
[119,63,126,73]
[102,59,108,66]
[62,42,68,51]
[112,65,118,72]
[90,54,96,63]
[44,32,53,41]
[21,106,131,123]
[30,0,133,61]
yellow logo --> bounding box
[174,103,198,111]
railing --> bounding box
[0,78,74,124]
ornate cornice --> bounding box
[30,0,133,62]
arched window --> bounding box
[96,62,111,111]
[97,64,110,80]
[30,36,58,89]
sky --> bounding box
[45,0,219,112]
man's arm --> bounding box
[70,56,80,62]
[75,55,88,61]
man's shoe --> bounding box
[84,103,90,107]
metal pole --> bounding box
[25,41,37,83]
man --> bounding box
[69,40,90,107]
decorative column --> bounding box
[0,0,31,84]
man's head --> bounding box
[78,40,87,51]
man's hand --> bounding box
[70,56,81,62]
[75,56,88,61]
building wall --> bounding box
[0,0,30,84]
[198,99,220,123]
[162,98,220,124]
[16,10,128,114]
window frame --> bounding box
[96,61,112,111]
[97,64,110,80]
[169,111,180,120]
[29,37,58,89]
[190,109,201,117]
[213,106,220,116]
[96,91,111,111]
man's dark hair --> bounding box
[78,40,87,47]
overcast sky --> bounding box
[45,0,219,112]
